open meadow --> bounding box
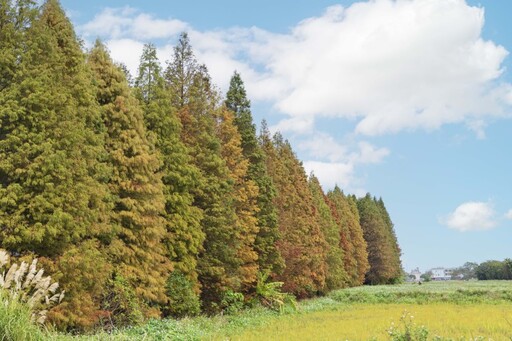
[79,280,512,340]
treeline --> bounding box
[0,0,402,331]
[475,259,512,280]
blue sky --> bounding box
[60,0,512,273]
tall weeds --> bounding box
[0,290,48,341]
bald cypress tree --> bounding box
[358,194,402,284]
[165,35,241,310]
[87,41,171,317]
[165,32,197,109]
[216,107,259,292]
[134,43,203,316]
[0,0,113,329]
[261,128,327,298]
[376,197,402,280]
[328,188,369,286]
[309,175,348,291]
[225,72,283,276]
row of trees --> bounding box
[0,0,402,331]
[475,259,512,280]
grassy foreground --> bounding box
[25,281,512,340]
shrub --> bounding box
[164,271,201,318]
[101,274,145,330]
[254,271,297,312]
[220,290,244,315]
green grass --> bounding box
[0,291,49,341]
[21,281,512,340]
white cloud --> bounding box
[441,201,497,232]
[267,0,510,136]
[505,209,512,220]
[301,133,389,193]
[81,7,188,40]
[270,117,315,134]
[104,39,144,75]
[303,160,358,193]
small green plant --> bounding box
[387,310,429,341]
[101,274,145,329]
[0,249,64,325]
[254,271,297,312]
[220,290,244,315]
[164,271,201,318]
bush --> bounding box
[220,290,244,315]
[164,271,200,318]
[253,271,297,312]
[101,274,145,329]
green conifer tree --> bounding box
[88,41,171,315]
[165,35,241,310]
[0,0,36,91]
[216,107,260,292]
[308,175,348,291]
[328,188,369,286]
[261,129,327,298]
[134,43,203,316]
[165,32,197,109]
[225,72,283,276]
[357,194,402,284]
[0,0,112,329]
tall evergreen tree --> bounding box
[166,35,241,309]
[328,188,369,286]
[87,41,171,315]
[308,175,348,291]
[357,194,402,284]
[216,107,259,292]
[0,0,112,329]
[225,72,283,276]
[165,32,197,109]
[134,43,204,311]
[261,128,327,298]
[376,197,402,278]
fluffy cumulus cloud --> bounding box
[300,133,389,193]
[505,209,512,220]
[441,201,497,232]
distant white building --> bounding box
[410,268,422,282]
[431,267,452,281]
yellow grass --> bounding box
[232,303,512,340]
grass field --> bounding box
[51,281,512,340]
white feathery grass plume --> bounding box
[48,281,59,294]
[14,261,28,291]
[0,249,64,324]
[23,259,38,289]
[4,263,17,289]
[0,250,9,267]
[31,269,44,286]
